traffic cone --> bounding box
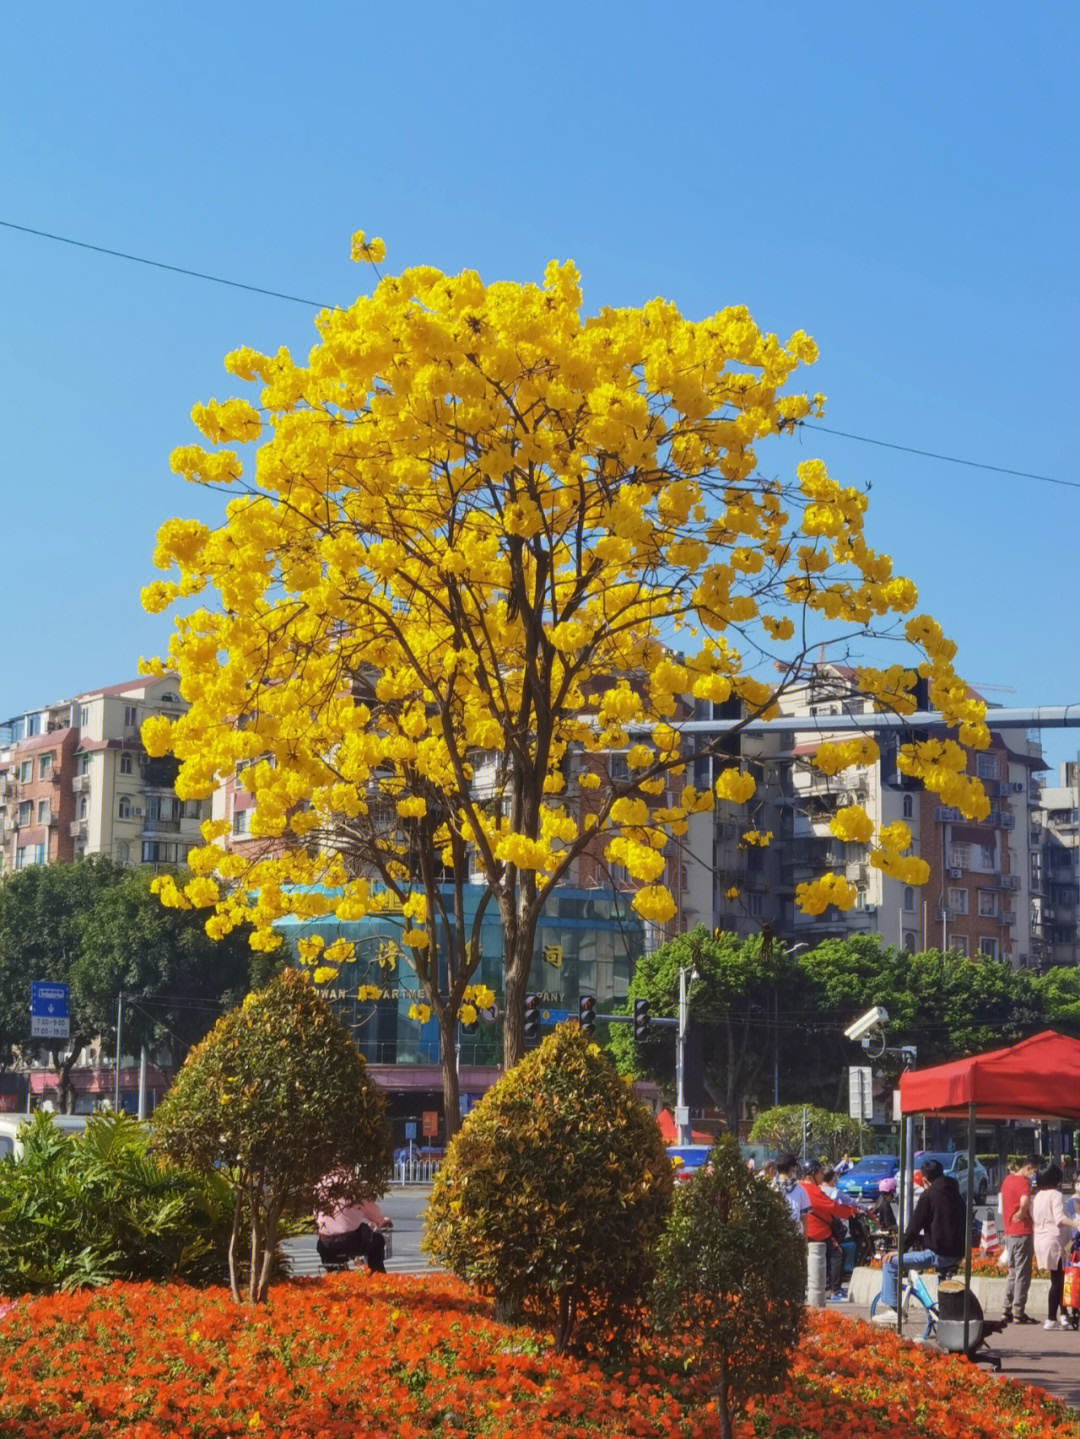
[980,1214,1000,1254]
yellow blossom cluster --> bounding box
[795,873,857,915]
[408,1002,432,1025]
[740,830,773,847]
[812,736,879,775]
[140,231,989,975]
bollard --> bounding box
[806,1241,827,1307]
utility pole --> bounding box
[675,962,697,1146]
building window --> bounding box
[979,936,997,960]
[951,934,969,956]
[77,752,91,775]
[746,892,763,917]
[948,887,968,914]
[950,844,970,869]
[903,931,917,952]
[25,714,40,737]
[902,794,914,819]
[981,844,995,867]
[232,809,250,836]
[79,705,90,727]
[34,843,45,865]
[116,841,130,865]
[977,889,997,917]
[37,799,50,824]
[118,796,133,820]
[124,705,138,727]
[18,801,32,827]
[18,760,32,784]
[14,846,27,870]
[39,753,53,779]
[976,754,998,780]
[903,886,916,912]
[120,754,133,775]
[78,795,88,819]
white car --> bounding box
[0,1112,89,1162]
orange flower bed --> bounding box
[0,1277,1076,1438]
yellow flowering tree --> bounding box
[143,232,989,1082]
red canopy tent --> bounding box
[898,1030,1080,1121]
[895,1030,1080,1349]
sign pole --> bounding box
[114,992,122,1113]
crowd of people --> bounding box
[762,1148,1079,1333]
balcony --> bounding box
[143,818,181,834]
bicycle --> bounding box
[869,1262,958,1340]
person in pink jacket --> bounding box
[1032,1160,1080,1330]
[314,1172,390,1273]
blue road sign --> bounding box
[540,1007,570,1024]
[31,982,70,1039]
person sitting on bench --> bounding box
[873,1158,965,1323]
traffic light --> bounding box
[578,994,596,1034]
[524,993,540,1039]
[633,997,650,1042]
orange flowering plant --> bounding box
[1,1277,1078,1438]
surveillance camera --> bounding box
[843,1006,888,1043]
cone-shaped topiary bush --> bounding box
[652,1134,806,1439]
[152,967,392,1302]
[424,1022,674,1354]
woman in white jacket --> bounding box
[1032,1161,1080,1330]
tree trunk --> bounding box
[227,1188,243,1304]
[717,1354,733,1439]
[502,936,531,1070]
[255,1199,283,1303]
[440,1008,462,1140]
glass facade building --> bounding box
[277,884,645,1067]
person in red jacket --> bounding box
[801,1160,859,1299]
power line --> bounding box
[0,219,336,311]
[800,422,1080,492]
[4,218,1075,493]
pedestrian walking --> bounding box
[773,1152,810,1235]
[1032,1160,1080,1330]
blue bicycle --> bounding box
[869,1263,957,1340]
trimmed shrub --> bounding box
[652,1135,806,1439]
[0,1112,236,1297]
[152,968,392,1303]
[747,1103,867,1163]
[424,1022,674,1354]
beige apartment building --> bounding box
[0,676,204,875]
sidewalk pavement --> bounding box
[839,1299,1080,1414]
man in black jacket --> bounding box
[872,1159,966,1321]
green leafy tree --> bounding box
[747,1103,867,1163]
[1032,964,1080,1034]
[0,1111,237,1298]
[424,1022,674,1354]
[652,1134,805,1439]
[152,968,392,1303]
[0,858,273,1109]
[609,926,798,1133]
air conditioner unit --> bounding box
[948,866,962,879]
[133,807,143,817]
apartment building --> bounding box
[0,676,203,875]
[1032,760,1080,968]
[680,666,1050,967]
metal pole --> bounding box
[773,986,779,1107]
[896,1107,907,1335]
[114,992,122,1112]
[903,1115,915,1231]
[622,706,1080,736]
[137,1046,147,1121]
[963,1101,977,1355]
[676,965,689,1146]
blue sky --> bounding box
[2,2,1078,770]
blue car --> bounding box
[835,1154,900,1201]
